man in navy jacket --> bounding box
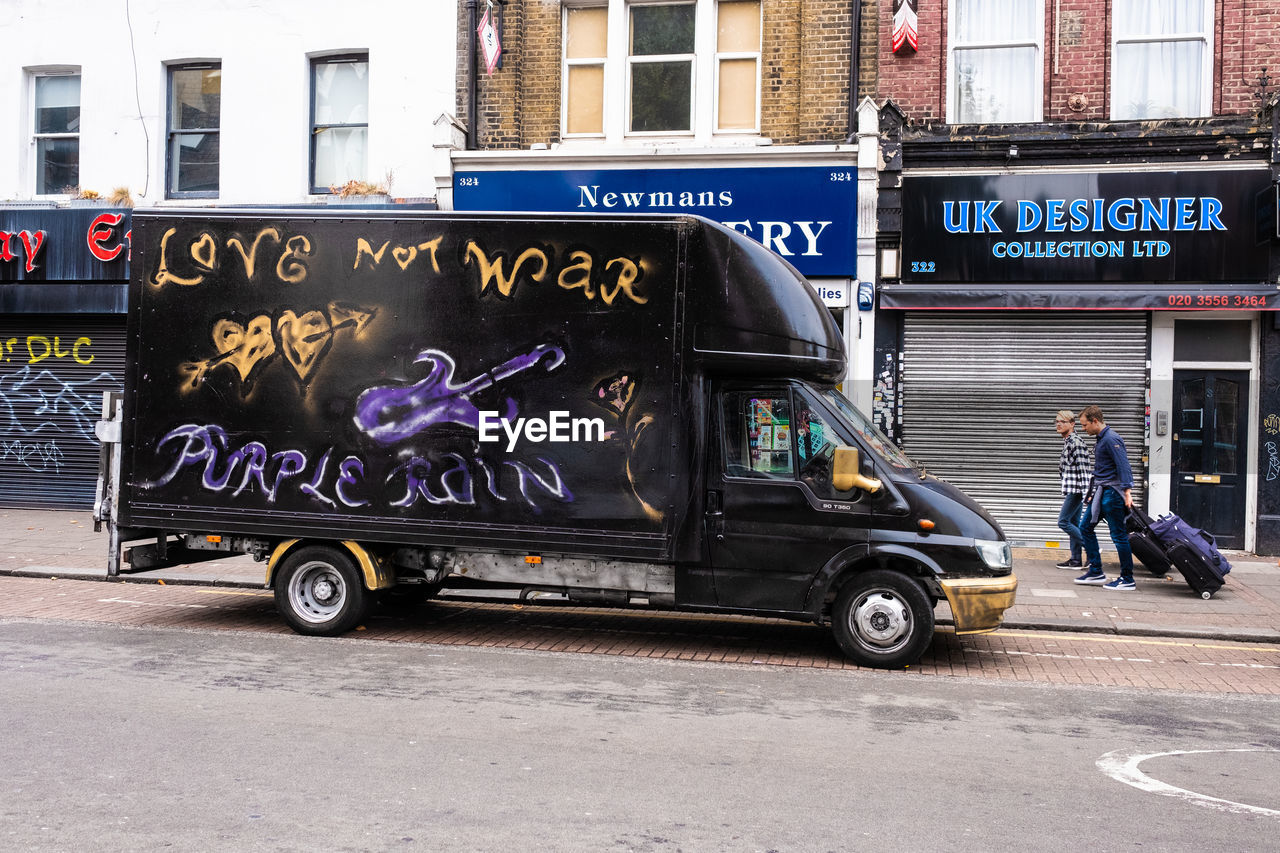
[1074,405,1137,591]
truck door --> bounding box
[706,387,872,612]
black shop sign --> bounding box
[902,170,1270,283]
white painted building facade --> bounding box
[0,0,458,205]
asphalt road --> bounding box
[2,619,1278,852]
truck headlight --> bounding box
[975,538,1012,570]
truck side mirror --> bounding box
[832,446,882,494]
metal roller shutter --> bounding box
[899,311,1148,544]
[0,316,126,509]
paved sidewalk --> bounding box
[2,508,1278,644]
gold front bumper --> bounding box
[939,574,1018,635]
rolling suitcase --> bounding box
[1125,508,1172,577]
[1148,512,1230,599]
[1165,541,1225,600]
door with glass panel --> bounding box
[1171,370,1248,548]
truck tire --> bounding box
[831,570,934,669]
[274,545,368,636]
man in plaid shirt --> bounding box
[1056,409,1091,568]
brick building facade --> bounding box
[877,0,1277,123]
[869,0,1280,554]
[456,0,870,149]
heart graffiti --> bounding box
[180,302,376,392]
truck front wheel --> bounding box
[831,570,934,669]
[274,546,368,636]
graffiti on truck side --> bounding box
[591,371,663,523]
[179,302,377,393]
[462,240,647,305]
[352,343,566,445]
[354,236,443,272]
[150,227,314,288]
[143,423,574,513]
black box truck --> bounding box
[94,209,1016,668]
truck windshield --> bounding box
[819,388,917,473]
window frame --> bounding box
[1109,0,1213,120]
[560,0,762,143]
[165,62,221,200]
[309,52,370,195]
[712,0,763,135]
[30,69,82,197]
[945,0,1045,125]
[561,5,609,139]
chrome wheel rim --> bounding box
[288,561,347,624]
[848,588,912,653]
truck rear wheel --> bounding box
[274,545,368,636]
[831,570,934,669]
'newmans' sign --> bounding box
[902,170,1270,283]
[453,166,856,277]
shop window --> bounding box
[1111,0,1211,120]
[947,0,1043,124]
[166,64,221,198]
[310,54,368,193]
[561,0,761,141]
[32,72,81,195]
[1173,320,1251,363]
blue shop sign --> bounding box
[454,166,856,276]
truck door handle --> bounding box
[706,491,725,540]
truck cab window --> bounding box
[794,402,854,499]
[724,393,794,479]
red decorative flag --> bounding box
[477,6,502,76]
[892,0,918,54]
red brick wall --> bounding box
[460,0,857,150]
[876,0,1278,124]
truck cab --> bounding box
[696,380,1014,666]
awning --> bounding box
[878,283,1280,311]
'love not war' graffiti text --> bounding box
[1,336,95,365]
[462,241,646,305]
[150,227,314,288]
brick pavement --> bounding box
[3,506,1279,647]
[0,574,1276,694]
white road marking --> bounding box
[98,597,208,610]
[1097,749,1280,817]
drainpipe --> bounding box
[466,0,478,150]
[847,0,862,140]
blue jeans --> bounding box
[1080,489,1134,581]
[1057,492,1084,562]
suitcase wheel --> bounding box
[1201,590,1212,600]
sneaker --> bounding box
[1056,558,1082,569]
[1104,577,1136,591]
[1074,570,1107,585]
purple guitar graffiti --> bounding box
[353,344,566,445]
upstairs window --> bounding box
[947,0,1043,124]
[310,54,368,193]
[1111,0,1212,120]
[166,64,221,198]
[561,0,761,142]
[32,72,81,195]
[629,3,696,133]
[565,6,608,134]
